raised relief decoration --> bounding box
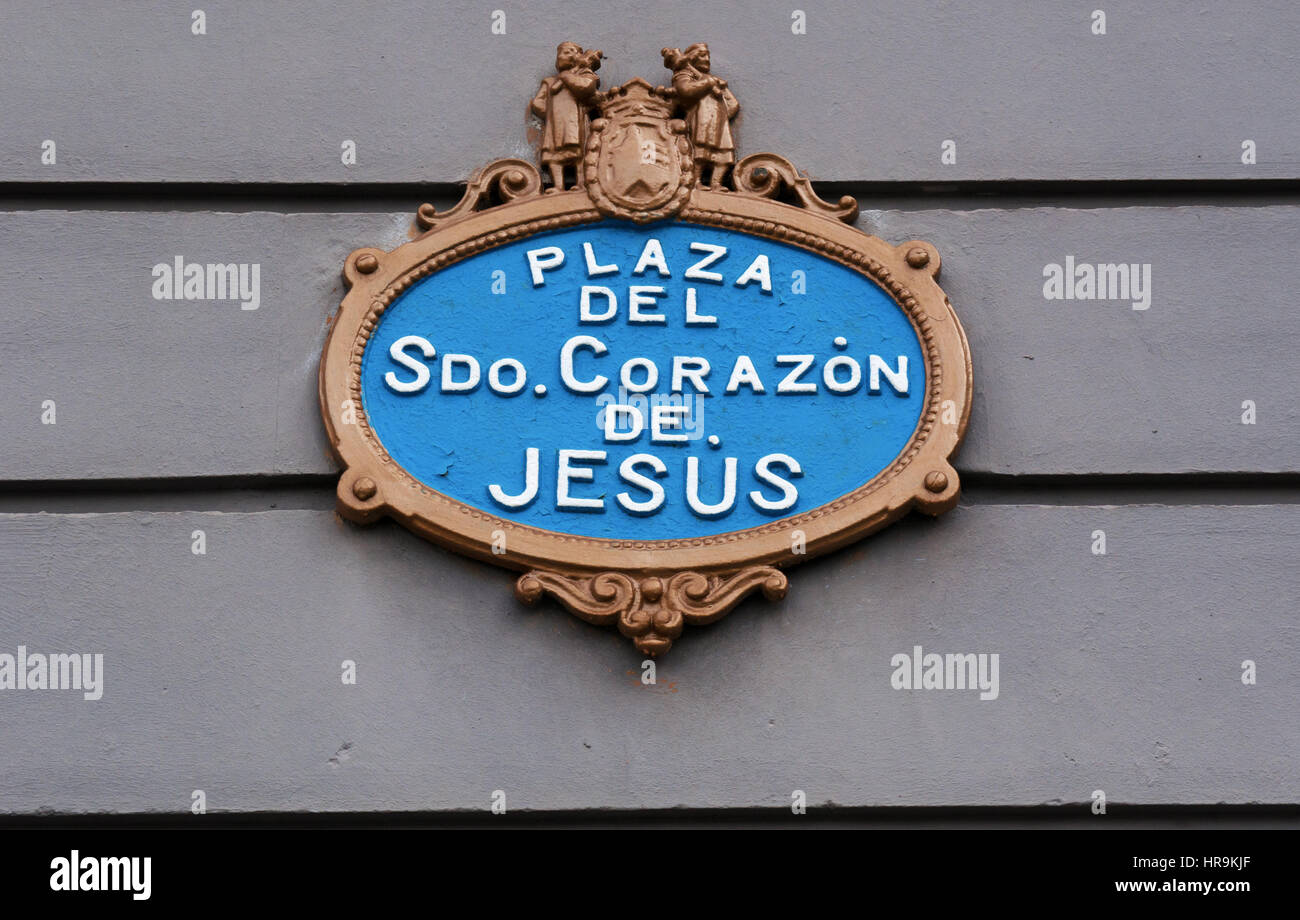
[319,42,973,655]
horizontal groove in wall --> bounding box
[3,178,1299,213]
[0,472,1296,514]
[1,804,1296,829]
[958,472,1300,506]
[0,475,340,513]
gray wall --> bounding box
[1,1,1296,819]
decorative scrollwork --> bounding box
[416,158,545,231]
[515,570,640,625]
[732,153,859,224]
[664,568,789,624]
[516,566,788,656]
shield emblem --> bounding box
[583,78,693,222]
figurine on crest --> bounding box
[529,42,603,191]
[662,43,739,189]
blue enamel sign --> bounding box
[359,220,925,540]
[323,58,972,656]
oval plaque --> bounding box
[320,47,972,655]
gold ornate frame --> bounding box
[320,153,971,655]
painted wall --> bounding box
[1,1,1296,818]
